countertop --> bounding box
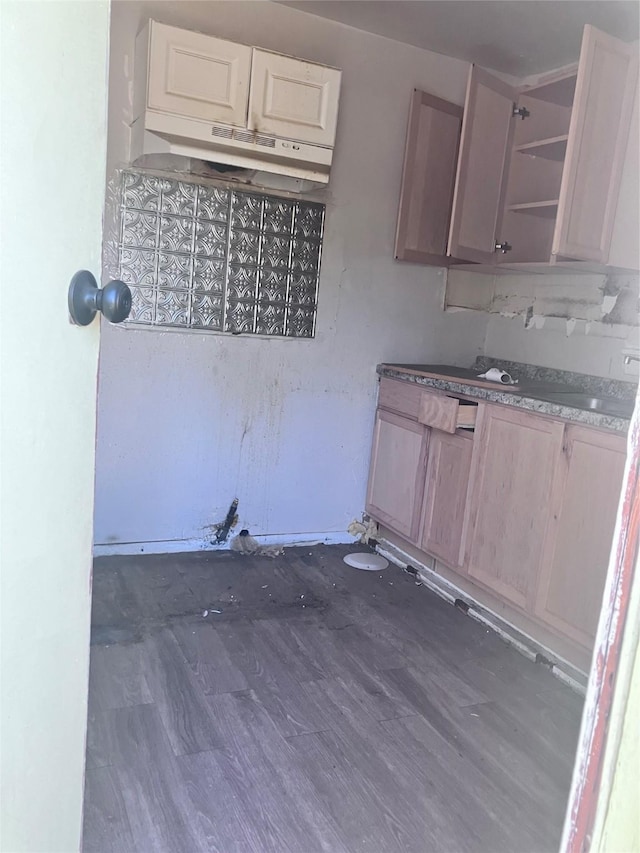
[378,363,634,434]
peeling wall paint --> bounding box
[447,269,640,380]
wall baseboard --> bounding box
[93,530,354,557]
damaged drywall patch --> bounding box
[524,306,546,330]
[212,498,239,544]
[600,276,640,326]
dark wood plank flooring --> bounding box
[84,545,583,852]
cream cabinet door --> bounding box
[366,409,429,543]
[420,430,473,568]
[535,426,626,647]
[394,90,463,266]
[144,21,252,126]
[553,25,638,263]
[465,406,564,610]
[447,66,518,264]
[249,49,341,146]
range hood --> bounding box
[130,21,342,193]
[130,110,334,193]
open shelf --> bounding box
[515,135,568,161]
[521,70,578,107]
[507,200,559,218]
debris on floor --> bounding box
[347,516,379,545]
[230,529,284,558]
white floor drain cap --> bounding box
[343,552,389,571]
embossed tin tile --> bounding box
[227,264,259,300]
[194,220,227,259]
[258,268,288,302]
[263,198,295,234]
[121,210,158,249]
[286,306,316,338]
[192,292,224,329]
[128,286,156,324]
[160,178,197,217]
[119,247,157,287]
[226,299,256,334]
[261,234,291,269]
[196,186,230,223]
[156,288,191,326]
[118,170,323,337]
[193,256,225,292]
[229,229,260,266]
[290,273,318,306]
[159,215,194,254]
[256,302,286,336]
[122,171,161,212]
[230,193,263,231]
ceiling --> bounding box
[276,1,639,76]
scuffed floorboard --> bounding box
[84,545,583,853]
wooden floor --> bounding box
[84,545,583,853]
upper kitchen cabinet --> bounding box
[249,50,341,147]
[452,25,638,269]
[133,21,342,153]
[394,90,463,265]
[396,25,638,272]
[138,21,252,127]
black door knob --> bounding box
[68,270,132,326]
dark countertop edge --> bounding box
[377,365,629,434]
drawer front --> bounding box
[378,377,423,419]
[418,391,477,433]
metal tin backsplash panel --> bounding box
[117,171,324,337]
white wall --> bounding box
[94,0,488,549]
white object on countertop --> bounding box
[477,368,516,384]
[343,552,389,571]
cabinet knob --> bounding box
[494,241,513,254]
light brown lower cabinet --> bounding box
[420,429,473,568]
[464,405,565,611]
[365,408,428,543]
[366,380,627,657]
[534,425,627,647]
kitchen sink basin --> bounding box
[532,391,635,418]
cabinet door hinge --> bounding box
[495,241,512,254]
[512,104,530,120]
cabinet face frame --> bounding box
[365,408,429,543]
[394,90,463,266]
